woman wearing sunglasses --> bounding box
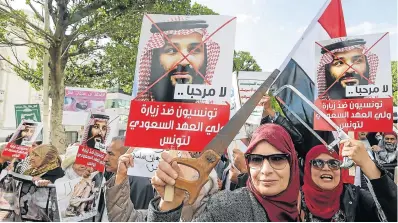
[148,124,300,222]
[300,143,397,222]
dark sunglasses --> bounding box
[310,159,341,170]
[245,153,290,170]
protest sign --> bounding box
[237,71,271,125]
[126,14,236,151]
[14,104,41,127]
[62,87,107,125]
[74,113,109,172]
[55,173,103,222]
[1,121,43,159]
[127,149,163,178]
[314,33,393,132]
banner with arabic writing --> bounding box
[126,14,236,151]
[62,87,107,125]
[314,33,393,132]
[237,71,271,125]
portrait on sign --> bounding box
[133,14,236,104]
[8,121,42,146]
[81,114,110,150]
[315,33,391,100]
[314,33,393,132]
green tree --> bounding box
[0,0,216,152]
[233,50,262,72]
[392,61,397,106]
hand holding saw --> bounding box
[168,69,280,205]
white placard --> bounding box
[127,149,163,178]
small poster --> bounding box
[55,173,104,222]
[14,104,41,127]
[1,121,43,159]
[314,33,393,132]
[74,113,109,172]
[127,149,163,178]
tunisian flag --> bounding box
[271,0,347,158]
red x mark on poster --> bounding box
[126,15,236,151]
[314,33,393,132]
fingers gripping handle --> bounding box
[171,150,220,205]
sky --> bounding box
[9,0,398,72]
[192,0,398,71]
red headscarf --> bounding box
[384,132,397,138]
[245,124,300,222]
[302,145,344,219]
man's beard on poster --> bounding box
[325,61,370,100]
[87,127,104,149]
[149,47,207,103]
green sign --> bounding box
[14,104,41,127]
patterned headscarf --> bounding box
[136,16,220,101]
[316,39,379,100]
[81,115,110,147]
[24,144,62,177]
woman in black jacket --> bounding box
[300,144,397,222]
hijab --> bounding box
[245,124,300,222]
[302,145,344,219]
[24,144,62,177]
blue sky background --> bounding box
[192,0,397,71]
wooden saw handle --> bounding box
[170,150,220,205]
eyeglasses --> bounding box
[310,159,341,171]
[244,153,290,170]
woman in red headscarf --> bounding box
[300,143,397,222]
[148,123,300,222]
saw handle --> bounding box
[170,150,220,205]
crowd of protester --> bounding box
[0,96,397,222]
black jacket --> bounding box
[40,167,64,183]
[302,164,397,222]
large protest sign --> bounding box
[55,173,103,222]
[14,104,41,127]
[1,120,43,159]
[74,114,109,172]
[314,33,393,132]
[62,87,107,125]
[126,14,236,151]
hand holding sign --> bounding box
[115,147,135,185]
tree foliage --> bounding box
[233,50,262,72]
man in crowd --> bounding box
[373,132,397,165]
[104,136,154,209]
[136,17,220,103]
[316,38,379,100]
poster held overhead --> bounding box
[314,33,393,132]
[126,14,237,151]
[74,113,109,172]
[1,121,43,159]
[14,104,41,127]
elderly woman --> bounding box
[149,123,300,222]
[105,149,220,222]
[299,144,397,222]
[23,144,64,184]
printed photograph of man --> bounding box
[82,114,109,150]
[136,17,220,103]
[316,38,379,100]
[14,123,37,146]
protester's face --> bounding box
[159,32,205,86]
[249,141,290,196]
[384,134,397,145]
[90,120,107,143]
[30,151,43,168]
[21,126,35,140]
[357,132,368,140]
[329,48,368,88]
[311,153,340,190]
[72,163,89,177]
[104,140,124,173]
